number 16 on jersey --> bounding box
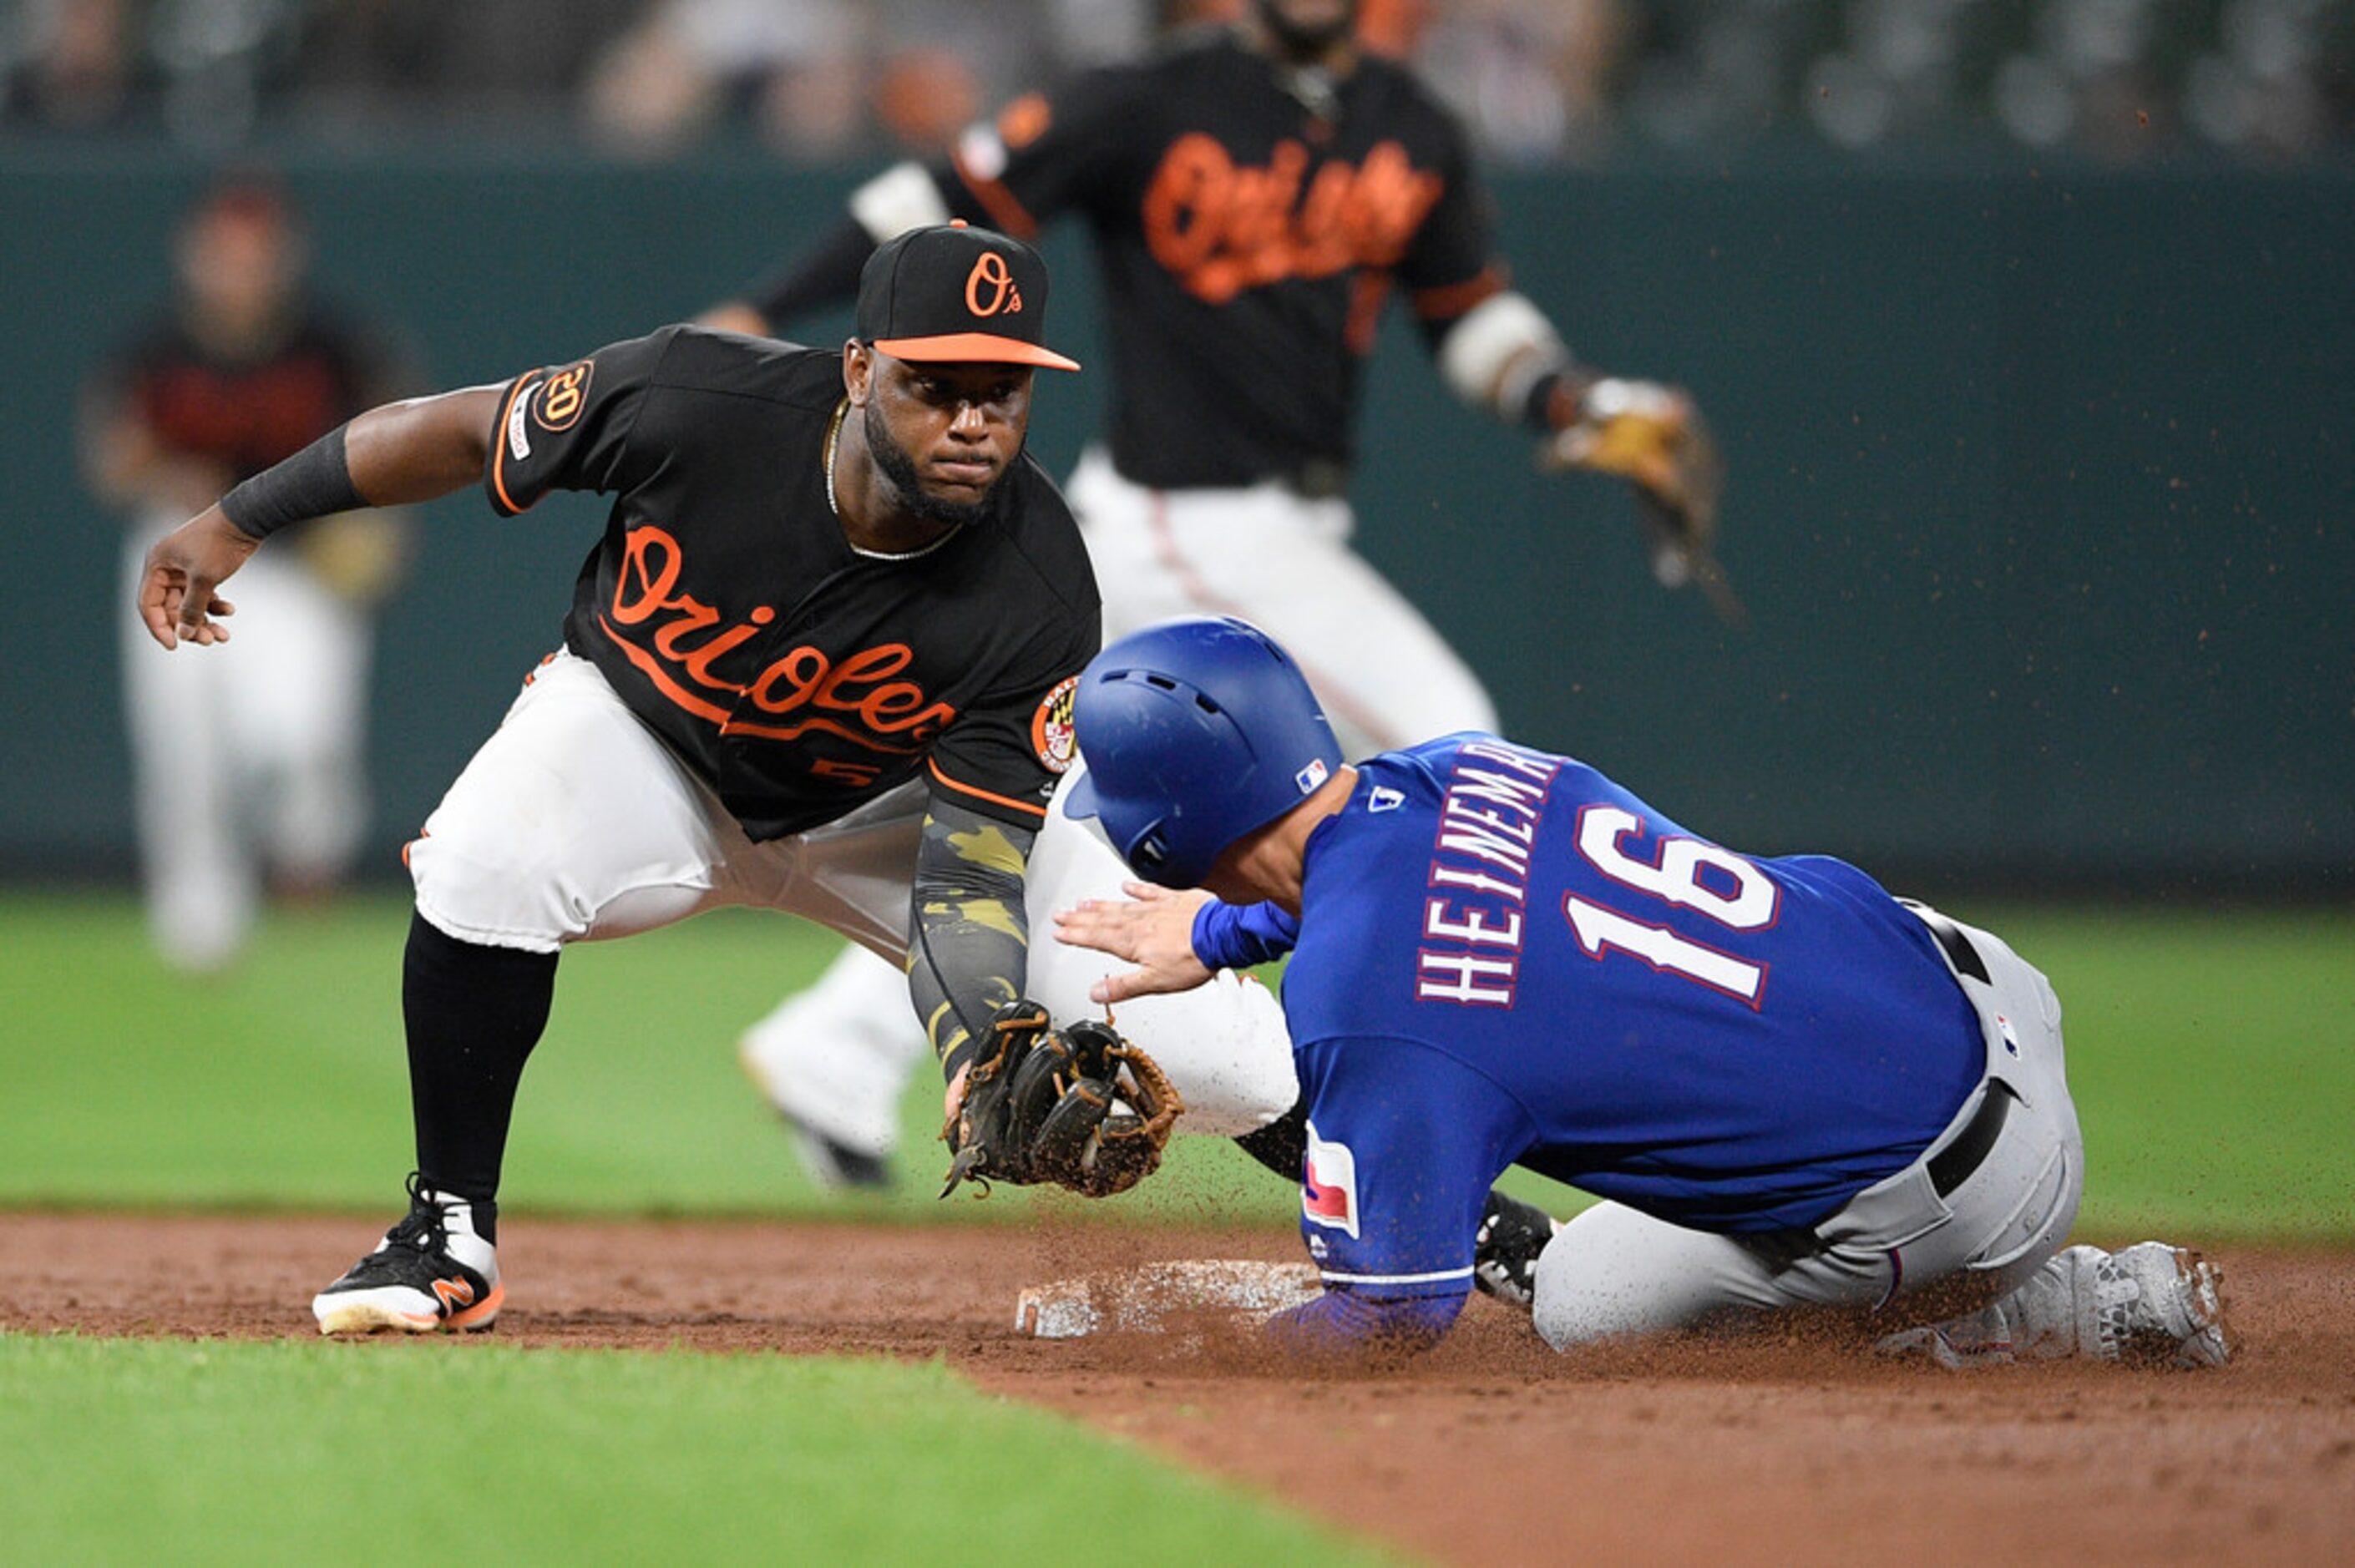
[1563,806,1779,1008]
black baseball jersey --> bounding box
[933,28,1501,490]
[102,306,403,483]
[484,326,1100,842]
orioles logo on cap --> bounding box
[965,252,1023,318]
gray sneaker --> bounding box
[2092,1242,2231,1369]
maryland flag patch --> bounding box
[1031,676,1079,774]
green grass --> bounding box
[2,890,2344,1565]
[0,889,1295,1227]
[1958,903,2355,1243]
[3,891,2351,1241]
[0,1334,1390,1565]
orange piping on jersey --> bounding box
[489,374,541,516]
[599,614,942,752]
[721,713,929,751]
[1143,488,1406,750]
[1411,266,1508,323]
[928,757,1050,818]
[951,154,1041,241]
[597,612,734,724]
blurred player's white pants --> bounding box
[410,650,1296,1148]
[1532,908,2084,1349]
[1066,447,1497,758]
[119,517,373,972]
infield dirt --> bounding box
[7,1211,2352,1565]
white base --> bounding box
[1014,1259,1320,1339]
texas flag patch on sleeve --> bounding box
[1302,1121,1360,1240]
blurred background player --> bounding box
[709,0,1722,1187]
[81,177,418,973]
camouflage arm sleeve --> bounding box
[907,799,1038,1084]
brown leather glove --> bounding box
[940,1002,1184,1200]
[1544,379,1745,628]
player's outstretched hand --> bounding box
[1053,881,1216,1005]
[139,507,259,650]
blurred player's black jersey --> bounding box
[930,29,1499,492]
[103,307,398,481]
[484,326,1099,840]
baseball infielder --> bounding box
[83,179,416,973]
[714,0,1729,1186]
[1052,616,2230,1367]
[136,225,1298,1335]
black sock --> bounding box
[402,911,558,1205]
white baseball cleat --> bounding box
[737,1027,898,1192]
[1876,1242,2231,1370]
[311,1176,503,1336]
[2090,1242,2231,1369]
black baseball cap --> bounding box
[856,221,1081,372]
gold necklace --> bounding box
[822,397,846,518]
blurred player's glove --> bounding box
[1543,379,1745,628]
[941,1000,1184,1200]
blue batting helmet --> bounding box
[1065,617,1343,888]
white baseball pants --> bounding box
[119,515,374,972]
[1065,446,1497,758]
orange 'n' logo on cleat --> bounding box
[432,1277,477,1311]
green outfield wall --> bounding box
[6,149,2348,893]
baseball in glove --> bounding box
[1543,378,1745,629]
[941,1000,1184,1200]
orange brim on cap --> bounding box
[873,332,1081,372]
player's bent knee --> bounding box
[1529,1203,1754,1350]
[407,831,575,953]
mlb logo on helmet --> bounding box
[1294,757,1329,796]
[854,220,1081,372]
[1302,1122,1360,1240]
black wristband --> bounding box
[218,423,364,541]
[1522,369,1593,432]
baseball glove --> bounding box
[1542,379,1745,628]
[940,1000,1184,1200]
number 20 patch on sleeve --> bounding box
[531,361,593,432]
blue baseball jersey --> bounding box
[1267,735,1985,1308]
